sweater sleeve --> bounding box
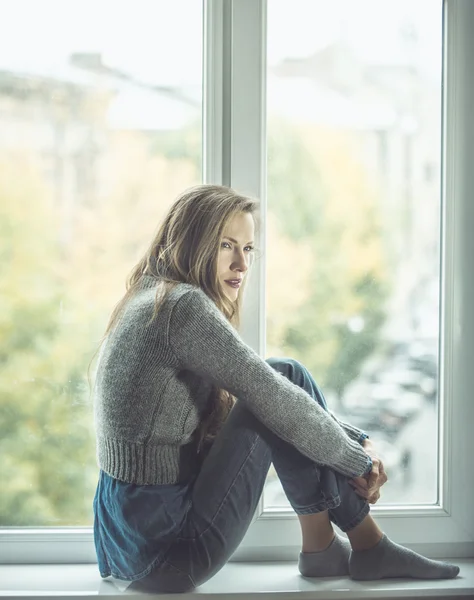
[329,412,369,444]
[167,288,371,478]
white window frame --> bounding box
[1,0,473,565]
[218,0,474,562]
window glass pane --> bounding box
[0,0,202,526]
[265,0,442,508]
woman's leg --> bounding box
[266,359,459,582]
[130,357,459,592]
[298,511,336,552]
[264,358,373,577]
[265,357,370,536]
[130,356,368,592]
[129,399,273,592]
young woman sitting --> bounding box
[92,184,460,592]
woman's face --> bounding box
[217,212,255,301]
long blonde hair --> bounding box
[103,184,259,449]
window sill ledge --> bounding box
[1,560,474,600]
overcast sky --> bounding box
[0,0,442,84]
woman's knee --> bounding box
[266,356,327,411]
[266,356,305,380]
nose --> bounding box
[232,249,249,273]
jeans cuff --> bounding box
[293,494,341,515]
[332,502,370,532]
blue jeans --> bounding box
[129,357,370,593]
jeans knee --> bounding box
[266,356,305,381]
[266,356,327,411]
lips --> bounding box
[225,279,242,289]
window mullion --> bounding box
[228,0,267,357]
[203,0,232,185]
[225,0,267,529]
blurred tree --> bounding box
[69,128,200,320]
[150,119,201,170]
[0,124,200,526]
[266,119,389,410]
[0,153,95,525]
[325,273,386,404]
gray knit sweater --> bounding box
[93,276,371,485]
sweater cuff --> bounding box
[358,432,370,445]
[363,455,373,475]
[330,412,368,444]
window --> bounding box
[226,0,474,561]
[0,0,202,527]
[264,0,442,509]
[1,0,473,564]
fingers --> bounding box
[368,489,381,504]
[366,464,380,496]
[376,461,389,488]
[350,476,367,488]
[348,480,370,498]
[349,455,389,503]
[349,459,386,500]
[349,481,382,503]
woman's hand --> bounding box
[349,439,388,504]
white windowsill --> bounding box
[1,560,473,600]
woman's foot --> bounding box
[299,533,351,577]
[349,533,460,580]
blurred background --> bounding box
[0,0,441,525]
[264,0,441,510]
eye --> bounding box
[244,246,255,253]
[221,241,231,249]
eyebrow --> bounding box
[224,236,254,245]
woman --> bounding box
[92,184,459,592]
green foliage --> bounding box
[0,156,96,526]
[266,119,388,403]
[325,273,387,401]
[150,119,201,170]
[268,120,327,240]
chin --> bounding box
[225,291,239,302]
[222,287,239,302]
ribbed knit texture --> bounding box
[93,277,372,485]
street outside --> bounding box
[263,398,438,510]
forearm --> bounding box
[329,411,369,445]
[170,288,372,478]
